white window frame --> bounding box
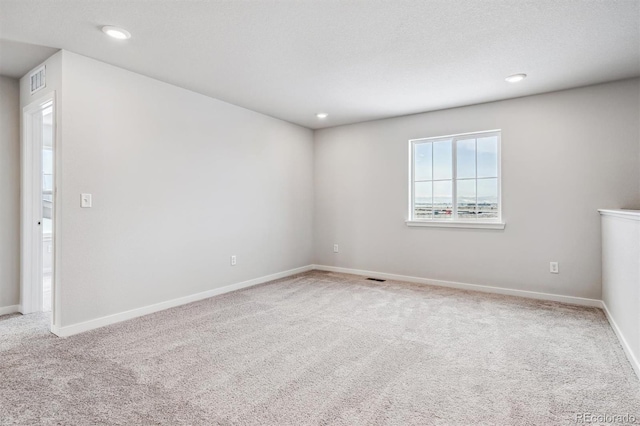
[406,129,505,230]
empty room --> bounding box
[1,0,639,424]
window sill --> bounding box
[405,220,506,230]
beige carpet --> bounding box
[1,271,638,425]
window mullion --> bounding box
[475,138,478,220]
[452,139,457,220]
[410,142,415,220]
[430,142,434,218]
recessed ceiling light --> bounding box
[505,73,527,83]
[316,113,328,119]
[102,26,131,40]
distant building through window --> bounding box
[410,130,501,222]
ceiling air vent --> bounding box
[30,65,46,94]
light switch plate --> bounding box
[81,193,92,208]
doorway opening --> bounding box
[41,103,53,312]
[22,93,56,320]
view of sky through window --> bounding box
[413,132,499,221]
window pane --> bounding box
[414,142,432,181]
[433,140,452,180]
[477,136,498,178]
[433,180,452,219]
[457,179,476,220]
[477,178,498,219]
[414,181,432,219]
[42,149,53,175]
[43,175,53,192]
[456,139,476,179]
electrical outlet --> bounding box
[231,255,237,266]
[550,262,559,274]
[333,244,339,253]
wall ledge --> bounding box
[406,220,506,230]
[598,209,640,221]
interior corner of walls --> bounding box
[51,265,314,336]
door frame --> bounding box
[21,91,57,320]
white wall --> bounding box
[19,51,63,323]
[19,51,63,107]
[22,51,314,328]
[13,49,638,328]
[314,79,640,300]
[600,211,640,376]
[0,76,20,312]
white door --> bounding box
[21,93,56,316]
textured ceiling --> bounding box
[0,0,638,129]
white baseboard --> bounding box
[0,304,21,316]
[312,265,640,378]
[311,264,603,308]
[47,263,638,381]
[601,301,640,379]
[51,265,313,337]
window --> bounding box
[408,130,504,229]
